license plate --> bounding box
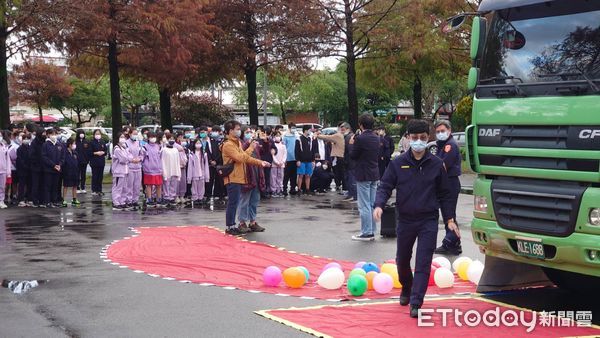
[515,237,545,259]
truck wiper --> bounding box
[479,76,526,97]
[538,71,600,93]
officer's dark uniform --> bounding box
[41,139,64,205]
[375,150,454,307]
[89,138,107,193]
[435,134,462,247]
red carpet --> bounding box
[105,226,476,300]
[256,297,600,337]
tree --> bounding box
[1,0,68,128]
[120,79,158,127]
[9,61,73,120]
[356,0,472,119]
[212,0,328,126]
[171,94,232,126]
[51,77,107,127]
[453,94,473,131]
[297,66,349,125]
[313,0,400,128]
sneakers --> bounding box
[434,243,463,256]
[62,201,68,208]
[351,233,375,241]
[112,204,124,211]
[18,201,27,207]
[249,222,265,232]
[225,227,245,236]
[238,222,251,234]
[342,196,354,202]
[0,201,7,209]
[79,189,87,194]
[91,192,98,196]
[410,305,421,318]
[71,199,81,206]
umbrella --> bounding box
[30,115,59,123]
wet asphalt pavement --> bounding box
[1,184,598,337]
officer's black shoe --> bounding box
[410,305,421,318]
[399,294,410,306]
[434,244,462,256]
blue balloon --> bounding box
[362,262,380,274]
[297,266,310,282]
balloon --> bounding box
[434,267,454,288]
[380,263,401,288]
[365,271,377,290]
[467,260,484,285]
[323,262,342,273]
[350,268,367,278]
[297,266,310,282]
[373,273,394,294]
[317,268,345,290]
[428,265,438,286]
[452,257,473,272]
[457,260,471,281]
[432,256,452,271]
[354,261,366,269]
[431,261,442,269]
[347,275,368,296]
[263,266,282,287]
[283,267,306,288]
[362,262,380,274]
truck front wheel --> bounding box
[542,267,598,294]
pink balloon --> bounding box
[354,261,366,269]
[322,262,342,273]
[373,273,394,294]
[263,266,282,287]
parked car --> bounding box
[137,124,161,133]
[321,127,337,135]
[453,132,465,148]
[172,124,194,133]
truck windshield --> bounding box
[480,0,600,86]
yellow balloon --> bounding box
[366,271,378,290]
[380,263,402,288]
[457,260,471,281]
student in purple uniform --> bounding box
[112,133,134,210]
[174,132,189,204]
[161,134,181,205]
[125,128,143,209]
[62,138,80,207]
[186,138,209,205]
[142,132,163,207]
[0,131,12,209]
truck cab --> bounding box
[454,0,600,291]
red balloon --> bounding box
[431,261,442,269]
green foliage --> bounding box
[172,94,232,126]
[454,95,473,128]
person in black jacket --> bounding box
[310,160,334,193]
[62,138,80,207]
[16,134,31,207]
[89,129,107,195]
[294,125,318,195]
[28,126,45,207]
[75,129,91,193]
[206,126,225,201]
[41,129,64,207]
[350,113,382,241]
[376,126,395,179]
[373,119,458,318]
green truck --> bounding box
[447,0,600,292]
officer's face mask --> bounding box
[436,131,449,141]
[410,140,427,153]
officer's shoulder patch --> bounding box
[444,144,452,153]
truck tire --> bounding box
[542,267,598,294]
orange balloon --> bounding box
[366,271,378,290]
[283,267,306,288]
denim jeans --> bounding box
[356,180,379,235]
[225,183,242,227]
[238,186,260,223]
[345,169,357,199]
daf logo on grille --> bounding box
[579,130,600,139]
[479,128,501,137]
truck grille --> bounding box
[477,125,600,150]
[491,178,587,237]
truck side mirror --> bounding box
[471,16,487,60]
[468,67,479,91]
[443,14,467,33]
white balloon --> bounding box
[452,256,473,272]
[317,267,345,290]
[432,257,451,271]
[467,260,485,285]
[434,267,455,288]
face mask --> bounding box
[274,137,281,143]
[234,130,242,138]
[149,137,157,144]
[79,133,85,139]
[436,131,449,141]
[71,144,77,150]
[410,140,427,153]
[119,138,127,146]
[291,128,297,133]
[167,140,175,147]
[195,143,202,150]
[94,134,101,140]
[322,165,328,170]
[244,133,253,141]
[23,139,31,145]
[199,132,207,139]
[50,135,57,142]
[17,136,23,144]
[316,162,322,167]
[130,135,138,141]
[181,141,188,147]
[210,132,219,139]
[143,134,148,140]
[308,132,314,138]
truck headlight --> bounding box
[475,196,488,213]
[590,209,600,226]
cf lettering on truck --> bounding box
[445,0,600,293]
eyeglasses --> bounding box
[409,135,429,142]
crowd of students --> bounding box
[0,121,397,212]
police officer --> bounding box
[373,119,459,318]
[432,120,463,255]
